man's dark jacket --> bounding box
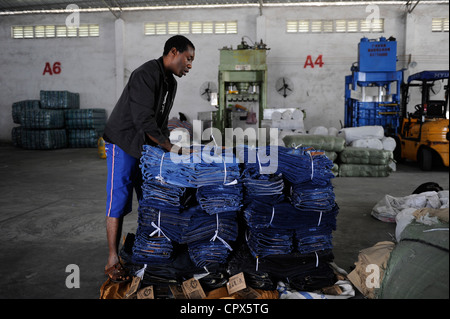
[103,56,177,159]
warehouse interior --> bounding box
[0,0,449,302]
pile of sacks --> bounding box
[280,125,396,177]
[118,143,345,298]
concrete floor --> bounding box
[0,144,448,299]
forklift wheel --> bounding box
[418,148,433,171]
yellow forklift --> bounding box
[395,70,449,170]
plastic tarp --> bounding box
[282,134,346,152]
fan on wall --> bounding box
[275,77,294,98]
[199,81,217,102]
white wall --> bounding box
[0,3,448,142]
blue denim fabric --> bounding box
[140,145,240,188]
[276,146,335,186]
[137,203,192,243]
[244,200,337,229]
[236,144,334,186]
[289,182,336,212]
[188,239,233,268]
[246,227,294,258]
[141,181,190,211]
[181,206,238,245]
[296,234,333,254]
[241,167,285,204]
[196,183,243,214]
[131,228,174,264]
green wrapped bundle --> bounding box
[377,221,449,299]
[20,109,65,129]
[325,151,337,162]
[40,90,80,109]
[20,129,67,150]
[339,147,393,165]
[68,129,102,148]
[64,108,106,129]
[339,164,392,177]
[283,134,346,152]
[11,100,41,124]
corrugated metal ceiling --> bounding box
[0,1,435,13]
[0,1,445,14]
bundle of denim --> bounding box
[258,250,337,291]
[188,239,233,268]
[244,197,339,258]
[289,182,336,212]
[131,228,174,264]
[196,183,243,215]
[295,233,334,254]
[181,205,238,245]
[244,200,337,230]
[241,166,285,205]
[140,145,240,188]
[227,244,336,291]
[181,205,239,268]
[236,144,334,186]
[246,227,295,259]
[227,244,277,290]
[276,146,335,187]
[141,182,195,211]
[137,202,192,243]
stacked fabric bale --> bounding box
[233,145,339,291]
[39,90,80,110]
[338,147,393,177]
[282,134,345,177]
[64,108,106,147]
[14,107,67,150]
[132,145,242,284]
[11,90,81,150]
[337,125,395,176]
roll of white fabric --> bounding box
[381,136,396,151]
[350,138,383,150]
[338,126,385,144]
[281,110,292,120]
[292,109,303,120]
[309,126,329,136]
[328,127,339,137]
[272,111,282,121]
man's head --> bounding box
[163,35,195,78]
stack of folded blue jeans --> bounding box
[140,145,240,187]
[237,143,339,291]
[181,205,239,268]
[277,146,335,186]
[241,168,285,205]
[136,145,242,270]
[137,202,192,243]
[131,229,174,264]
[289,182,336,212]
[196,183,243,214]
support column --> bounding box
[404,11,416,75]
[115,18,125,101]
[256,14,266,44]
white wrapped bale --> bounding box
[338,126,384,144]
